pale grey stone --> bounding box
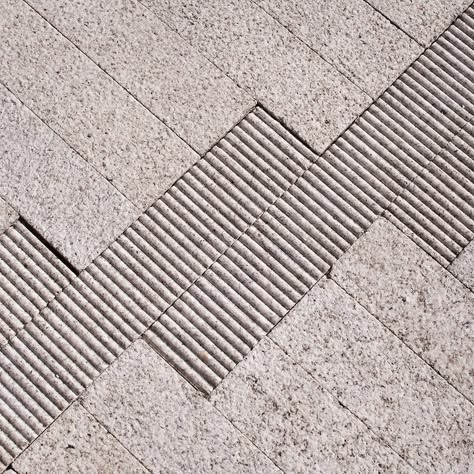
[29,0,255,155]
[0,0,199,210]
[270,277,474,472]
[450,240,474,290]
[0,197,18,236]
[82,339,280,474]
[0,86,138,270]
[211,337,414,473]
[253,0,422,98]
[366,0,472,46]
[13,403,148,474]
[331,218,474,402]
[140,0,371,153]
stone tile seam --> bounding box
[249,0,406,98]
[20,0,254,161]
[327,271,474,408]
[0,80,139,223]
[265,334,421,473]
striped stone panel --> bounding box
[146,4,474,393]
[0,107,313,470]
[0,220,74,347]
[387,120,474,266]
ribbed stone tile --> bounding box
[210,337,414,473]
[0,85,138,270]
[366,0,472,46]
[13,403,148,474]
[0,0,199,211]
[140,0,371,153]
[0,198,18,236]
[386,120,474,267]
[450,239,474,290]
[331,218,474,402]
[270,277,474,472]
[30,0,255,155]
[82,340,280,474]
[253,0,422,97]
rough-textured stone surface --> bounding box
[0,85,138,270]
[30,0,255,155]
[366,0,471,46]
[0,197,18,236]
[253,0,422,97]
[331,218,474,402]
[0,0,199,210]
[450,240,474,290]
[141,0,371,153]
[13,403,148,474]
[82,340,280,474]
[211,337,414,473]
[270,277,474,472]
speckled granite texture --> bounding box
[1,0,473,472]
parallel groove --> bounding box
[147,6,474,393]
[0,107,312,469]
[1,4,474,464]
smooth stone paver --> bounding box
[13,403,148,474]
[366,0,471,46]
[331,218,474,402]
[253,0,422,97]
[141,0,371,153]
[270,277,474,472]
[450,240,474,290]
[0,85,138,270]
[82,339,280,474]
[0,198,18,236]
[31,0,255,155]
[210,337,414,473]
[0,0,199,211]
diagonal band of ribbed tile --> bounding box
[1,4,474,469]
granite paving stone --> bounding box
[366,0,472,46]
[0,198,18,236]
[0,85,138,270]
[253,0,422,97]
[82,339,281,474]
[331,218,474,402]
[0,0,199,211]
[29,0,255,155]
[210,337,414,473]
[449,239,474,290]
[13,403,149,474]
[139,0,371,153]
[270,277,474,472]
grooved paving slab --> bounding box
[210,337,414,473]
[387,120,474,266]
[0,86,139,270]
[0,0,199,210]
[139,0,371,152]
[270,277,474,472]
[0,199,18,237]
[0,221,74,347]
[331,218,474,403]
[13,403,148,474]
[0,107,311,470]
[253,0,422,97]
[28,0,255,155]
[145,4,474,392]
[449,239,474,289]
[82,340,280,474]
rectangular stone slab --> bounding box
[82,340,280,474]
[270,277,474,472]
[331,218,474,403]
